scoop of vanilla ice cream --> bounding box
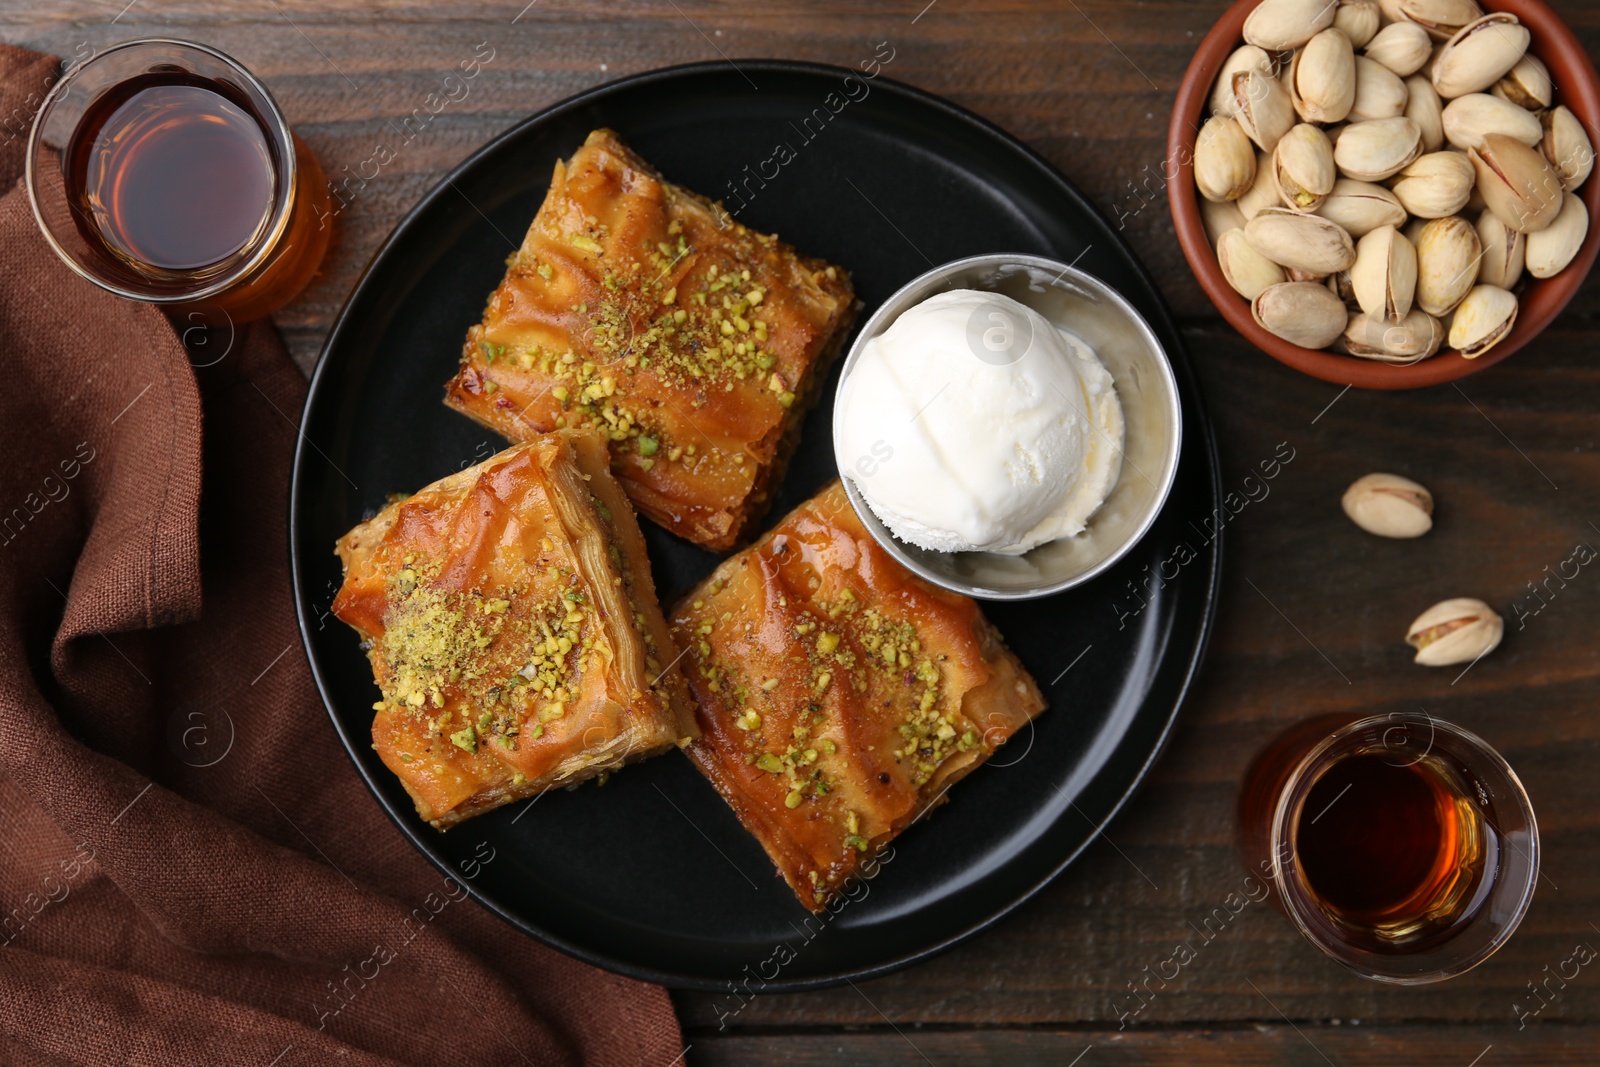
[835,289,1123,555]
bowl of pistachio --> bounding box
[1169,0,1600,388]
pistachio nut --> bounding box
[1475,208,1525,289]
[1252,281,1350,348]
[1364,21,1434,77]
[1350,224,1418,323]
[1236,150,1282,219]
[1524,192,1589,279]
[1441,92,1542,151]
[1211,45,1278,117]
[1341,472,1434,537]
[1447,283,1517,357]
[1470,133,1564,233]
[1202,197,1249,248]
[1246,207,1359,274]
[1347,55,1410,121]
[1317,177,1409,236]
[1493,53,1552,110]
[1196,115,1259,202]
[1334,116,1424,180]
[1414,215,1482,316]
[1403,214,1431,245]
[1338,307,1444,360]
[1334,0,1382,48]
[1405,597,1503,667]
[1288,267,1332,283]
[1243,0,1339,51]
[1404,75,1447,152]
[1541,106,1596,192]
[1289,28,1357,124]
[1273,123,1337,212]
[1328,268,1359,307]
[1390,0,1484,42]
[1218,228,1290,299]
[1431,13,1531,99]
[1423,41,1450,79]
[1232,68,1297,153]
[1391,150,1476,218]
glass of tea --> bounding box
[25,38,332,323]
[1238,711,1539,984]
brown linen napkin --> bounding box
[0,44,682,1066]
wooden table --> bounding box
[8,2,1598,1062]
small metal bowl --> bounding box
[832,253,1183,601]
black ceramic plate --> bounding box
[291,60,1222,991]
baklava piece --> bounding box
[332,430,697,829]
[670,482,1047,910]
[444,128,857,552]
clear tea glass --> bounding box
[1238,711,1539,984]
[25,38,331,323]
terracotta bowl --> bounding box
[1169,0,1600,389]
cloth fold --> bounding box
[0,43,681,1066]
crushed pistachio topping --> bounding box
[852,606,971,785]
[374,549,608,756]
[475,206,816,478]
[379,563,509,713]
[681,534,981,870]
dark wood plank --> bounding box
[688,1026,1600,1065]
[4,0,1600,1052]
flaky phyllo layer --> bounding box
[672,482,1047,910]
[444,128,856,550]
[333,431,696,828]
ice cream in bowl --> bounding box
[832,253,1183,600]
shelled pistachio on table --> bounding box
[1196,0,1594,362]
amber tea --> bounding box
[67,75,277,275]
[27,39,331,322]
[1296,751,1491,951]
[1238,712,1537,983]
